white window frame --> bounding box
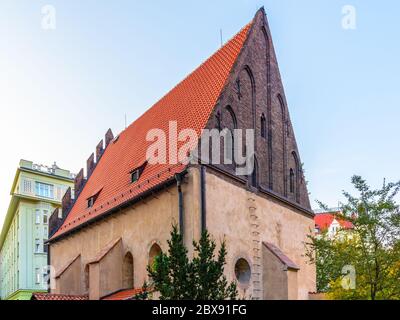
[43,209,48,224]
[35,239,41,253]
[35,209,41,224]
[35,182,54,199]
[35,268,41,284]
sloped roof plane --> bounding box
[51,19,254,240]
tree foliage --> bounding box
[146,225,237,300]
[306,175,400,300]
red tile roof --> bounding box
[101,288,144,300]
[314,212,353,231]
[51,21,253,240]
[31,293,88,300]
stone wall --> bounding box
[203,167,316,300]
[50,184,180,297]
[204,8,311,209]
[50,167,316,299]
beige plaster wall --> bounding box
[204,168,316,300]
[262,245,288,299]
[50,167,315,300]
[98,240,123,298]
[54,255,82,295]
[287,270,299,300]
[50,184,179,297]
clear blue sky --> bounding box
[0,0,399,223]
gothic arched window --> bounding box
[216,111,221,131]
[149,243,162,272]
[225,106,237,164]
[122,252,134,289]
[291,151,300,203]
[261,114,266,138]
[251,156,259,188]
[289,168,294,193]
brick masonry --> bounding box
[204,8,311,210]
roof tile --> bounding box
[31,293,88,301]
[51,21,252,240]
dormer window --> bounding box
[129,161,147,184]
[87,197,95,208]
[131,170,140,183]
[86,186,103,209]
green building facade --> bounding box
[0,160,74,300]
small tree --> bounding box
[146,225,237,300]
[306,175,400,300]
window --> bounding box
[43,226,48,238]
[23,179,32,194]
[35,268,41,284]
[216,111,221,131]
[235,79,242,100]
[35,209,41,224]
[261,114,266,138]
[234,258,251,285]
[291,152,300,203]
[87,197,95,208]
[289,169,295,193]
[250,157,259,188]
[43,210,48,224]
[35,239,40,253]
[57,208,63,219]
[43,241,48,253]
[149,243,162,272]
[122,252,134,289]
[131,170,140,183]
[56,186,63,200]
[43,268,49,287]
[35,182,54,199]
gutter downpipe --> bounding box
[200,166,206,234]
[175,172,186,237]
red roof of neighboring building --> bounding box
[314,212,353,231]
[101,288,144,300]
[51,20,252,240]
[31,293,89,300]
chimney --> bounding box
[74,169,85,198]
[105,128,114,148]
[61,187,72,213]
[87,153,95,178]
[48,188,72,238]
[49,208,61,238]
[96,140,104,163]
